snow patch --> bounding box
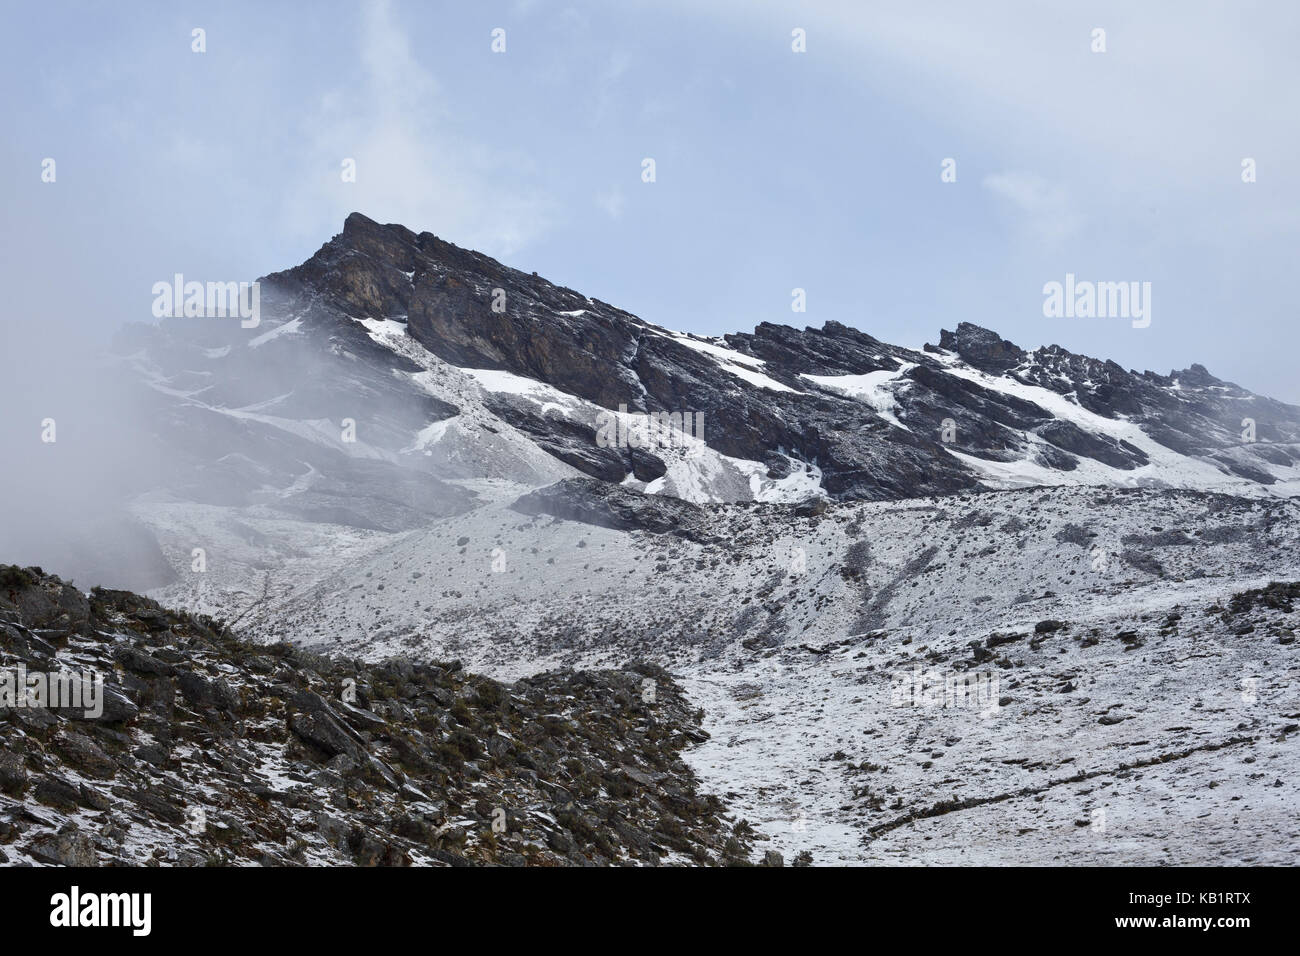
[802,365,916,431]
[248,317,303,348]
[649,329,803,394]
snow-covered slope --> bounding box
[45,213,1297,866]
[112,212,1300,557]
[141,480,1300,865]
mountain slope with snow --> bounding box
[11,213,1298,866]
[113,213,1300,557]
[146,480,1299,865]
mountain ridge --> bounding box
[83,210,1300,598]
[206,211,1300,503]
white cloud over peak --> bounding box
[281,0,555,257]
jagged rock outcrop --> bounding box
[937,323,1027,373]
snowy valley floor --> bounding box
[145,483,1300,865]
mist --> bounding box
[0,314,172,590]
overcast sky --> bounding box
[3,0,1297,400]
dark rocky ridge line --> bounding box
[0,565,771,867]
[260,212,1300,495]
[97,206,1300,603]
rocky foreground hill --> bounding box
[0,565,774,867]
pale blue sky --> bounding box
[3,0,1297,400]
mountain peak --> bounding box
[339,211,422,247]
[936,322,1026,373]
[342,210,378,233]
[203,219,1300,509]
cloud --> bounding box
[680,0,1300,243]
[281,0,555,257]
[982,171,1082,245]
[595,186,626,220]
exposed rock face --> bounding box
[262,216,1300,491]
[512,478,715,543]
[115,213,1300,532]
[260,217,983,498]
[0,566,756,866]
[937,323,1027,373]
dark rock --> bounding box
[289,711,366,761]
[27,826,97,867]
[34,775,83,811]
[937,322,1026,373]
[53,731,117,780]
[114,645,174,676]
[176,670,237,712]
[0,752,29,795]
[512,478,713,543]
[0,564,749,868]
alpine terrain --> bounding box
[3,214,1297,866]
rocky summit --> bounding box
[116,213,1300,534]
